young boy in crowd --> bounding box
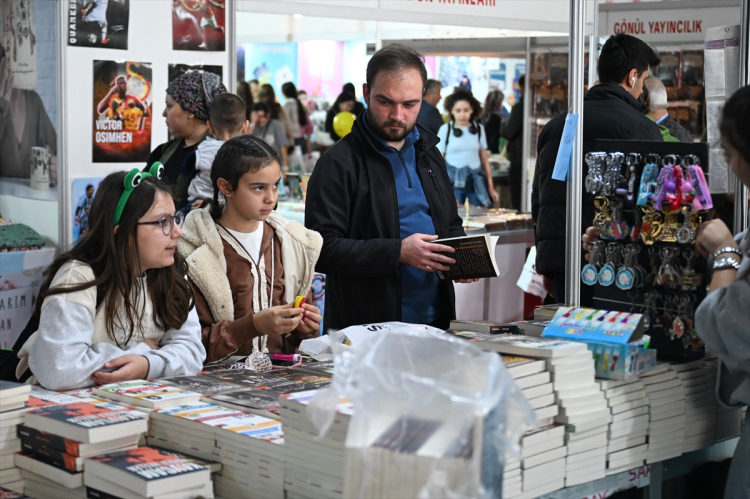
[187,93,249,211]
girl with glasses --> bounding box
[179,135,323,363]
[17,164,205,389]
[437,89,499,208]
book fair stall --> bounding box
[1,0,750,498]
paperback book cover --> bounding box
[432,234,500,280]
[157,375,243,395]
[24,402,147,443]
[93,381,201,409]
[84,447,209,497]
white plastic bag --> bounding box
[308,322,535,498]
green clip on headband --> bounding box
[113,162,164,225]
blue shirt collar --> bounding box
[362,113,420,153]
[656,113,668,125]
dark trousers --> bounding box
[552,272,593,306]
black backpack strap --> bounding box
[444,122,451,150]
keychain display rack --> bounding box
[583,139,710,363]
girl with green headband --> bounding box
[16,164,205,389]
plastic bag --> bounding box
[307,322,535,499]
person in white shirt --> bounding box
[188,93,248,211]
[437,89,499,207]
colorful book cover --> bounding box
[26,387,88,409]
[17,424,83,457]
[87,447,206,481]
[157,375,242,395]
[205,389,279,411]
[94,381,199,402]
[27,402,145,429]
[203,368,331,392]
[19,439,80,472]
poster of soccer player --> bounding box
[68,0,130,50]
[172,0,225,52]
[72,177,102,242]
[92,60,152,162]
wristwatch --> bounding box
[712,246,742,259]
[713,256,741,271]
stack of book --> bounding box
[641,363,685,463]
[16,401,147,499]
[598,379,649,475]
[0,382,30,495]
[83,446,212,498]
[200,368,332,420]
[279,389,352,499]
[149,402,284,499]
[502,355,556,425]
[671,360,719,453]
[0,485,28,498]
[502,454,522,498]
[515,424,566,498]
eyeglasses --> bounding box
[137,212,184,236]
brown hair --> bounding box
[36,172,193,346]
[366,44,427,91]
[444,89,482,123]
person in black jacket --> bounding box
[501,75,525,211]
[532,33,663,303]
[306,44,467,331]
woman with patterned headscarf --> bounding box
[146,71,226,209]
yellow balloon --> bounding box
[333,112,356,138]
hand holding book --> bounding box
[400,233,456,272]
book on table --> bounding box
[83,447,210,497]
[23,402,147,444]
[431,234,500,280]
[92,381,201,409]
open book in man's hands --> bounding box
[431,234,500,280]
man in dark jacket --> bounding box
[417,79,444,135]
[306,45,466,331]
[532,33,663,303]
[501,74,525,211]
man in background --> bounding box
[643,76,693,143]
[417,79,444,136]
[502,74,525,211]
[532,33,663,304]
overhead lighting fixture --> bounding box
[293,13,303,19]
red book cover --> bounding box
[88,447,206,481]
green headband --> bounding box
[113,162,164,225]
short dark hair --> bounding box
[425,79,441,94]
[598,34,660,85]
[366,44,427,91]
[251,102,269,114]
[343,82,356,97]
[518,74,525,89]
[721,85,750,168]
[209,93,247,135]
[444,89,482,122]
[86,184,94,191]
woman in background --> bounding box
[281,82,311,154]
[325,92,356,143]
[480,89,505,155]
[236,80,254,120]
[257,83,293,141]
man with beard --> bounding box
[96,75,146,118]
[305,44,466,331]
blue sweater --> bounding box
[363,118,440,324]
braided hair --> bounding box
[209,135,281,220]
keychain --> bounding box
[616,244,640,290]
[637,153,660,206]
[600,198,631,240]
[642,290,661,332]
[657,208,679,243]
[667,294,687,341]
[619,153,641,201]
[684,155,713,210]
[656,247,682,289]
[581,241,605,286]
[681,248,703,291]
[640,203,663,245]
[598,243,622,286]
[651,156,678,209]
[666,163,683,212]
[646,246,660,286]
[593,196,611,231]
[676,205,699,245]
[585,152,608,196]
[603,152,626,197]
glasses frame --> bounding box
[137,212,184,236]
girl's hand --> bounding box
[295,303,322,337]
[696,219,738,258]
[92,355,150,385]
[582,226,599,261]
[253,303,304,336]
[488,186,499,204]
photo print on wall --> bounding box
[92,60,152,162]
[172,0,226,52]
[68,0,130,50]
